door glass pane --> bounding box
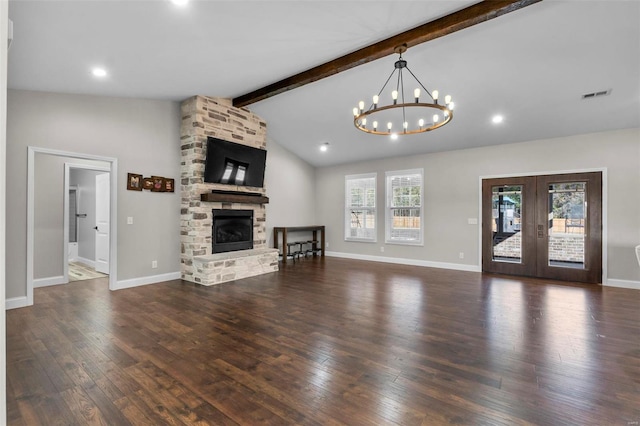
[492,186,522,263]
[547,182,586,269]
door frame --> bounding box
[478,167,608,284]
[63,163,110,284]
[27,146,118,306]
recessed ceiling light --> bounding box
[91,68,107,78]
[492,115,504,124]
[320,143,329,152]
[390,133,399,141]
[170,0,189,6]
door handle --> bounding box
[94,226,98,231]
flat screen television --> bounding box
[203,137,267,188]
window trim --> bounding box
[344,172,377,243]
[385,168,424,246]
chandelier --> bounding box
[352,44,454,139]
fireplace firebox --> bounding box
[211,209,254,254]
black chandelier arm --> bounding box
[399,69,407,130]
[395,68,402,103]
[404,66,434,101]
[373,68,398,110]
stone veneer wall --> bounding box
[180,95,268,283]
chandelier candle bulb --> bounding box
[373,95,379,107]
[353,107,358,117]
[433,114,439,123]
[358,101,365,112]
[403,121,408,131]
[414,88,420,103]
[373,121,378,131]
[432,90,439,102]
[387,122,392,131]
[362,118,367,127]
[418,118,425,128]
[445,95,452,105]
[392,90,398,104]
[449,101,455,110]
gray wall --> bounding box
[264,138,317,247]
[316,128,640,282]
[33,155,108,279]
[7,89,181,298]
[70,168,104,262]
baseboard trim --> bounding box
[33,275,66,288]
[75,257,95,268]
[604,278,640,290]
[114,271,181,291]
[6,296,29,310]
[325,251,481,273]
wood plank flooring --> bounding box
[6,257,640,425]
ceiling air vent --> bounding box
[582,89,612,100]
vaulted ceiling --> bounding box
[8,1,640,167]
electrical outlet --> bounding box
[459,252,464,259]
[380,246,385,253]
[127,216,133,225]
[326,242,329,248]
[151,260,158,269]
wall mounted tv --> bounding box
[204,137,267,188]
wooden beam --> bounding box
[233,0,541,108]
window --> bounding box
[386,169,423,245]
[345,173,377,242]
[220,158,249,185]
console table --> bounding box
[273,226,325,263]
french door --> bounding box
[482,172,602,283]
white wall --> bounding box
[264,138,317,247]
[7,89,181,299]
[316,128,640,284]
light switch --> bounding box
[468,218,478,225]
[127,217,133,225]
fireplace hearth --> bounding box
[212,209,254,253]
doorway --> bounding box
[65,165,110,282]
[27,146,118,306]
[482,172,602,283]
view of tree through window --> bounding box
[386,170,423,244]
[551,182,585,219]
[345,174,376,241]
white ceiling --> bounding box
[8,0,640,167]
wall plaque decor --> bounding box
[127,173,143,191]
[151,176,165,192]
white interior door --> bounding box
[95,173,110,274]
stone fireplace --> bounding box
[180,95,278,285]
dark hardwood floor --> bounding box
[6,257,640,425]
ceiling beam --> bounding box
[233,0,541,108]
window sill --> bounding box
[345,238,377,243]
